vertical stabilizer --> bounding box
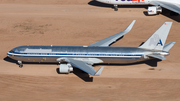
[139,22,172,50]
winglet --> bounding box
[124,20,136,33]
[94,67,104,76]
[89,20,136,47]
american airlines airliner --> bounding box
[7,20,175,76]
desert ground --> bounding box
[0,0,180,101]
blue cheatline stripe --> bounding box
[10,52,143,56]
[10,55,141,59]
[8,52,143,59]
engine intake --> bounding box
[59,64,73,74]
[148,6,162,15]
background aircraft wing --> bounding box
[65,58,104,76]
[150,1,180,14]
[88,20,135,47]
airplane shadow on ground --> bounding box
[88,0,180,22]
[88,0,148,9]
[4,56,161,82]
[159,8,180,22]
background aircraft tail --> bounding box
[139,22,172,51]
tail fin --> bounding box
[139,22,172,51]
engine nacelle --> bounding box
[59,64,73,74]
[148,6,162,15]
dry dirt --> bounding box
[0,0,180,101]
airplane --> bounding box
[7,20,175,76]
[95,0,180,16]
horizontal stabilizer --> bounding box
[94,67,104,76]
[148,54,166,60]
[163,42,176,52]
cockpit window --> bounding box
[10,50,15,53]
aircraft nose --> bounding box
[7,52,10,57]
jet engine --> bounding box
[59,64,73,74]
[148,6,162,15]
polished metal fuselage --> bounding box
[7,45,154,64]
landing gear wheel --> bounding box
[114,5,118,11]
[17,60,23,68]
[115,7,118,11]
[19,64,23,68]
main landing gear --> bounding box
[114,5,118,11]
[18,60,23,68]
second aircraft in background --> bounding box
[96,0,180,16]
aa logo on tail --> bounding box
[149,34,160,46]
[157,39,163,46]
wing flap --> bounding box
[60,58,104,76]
[150,1,180,14]
[94,67,104,76]
[88,20,136,47]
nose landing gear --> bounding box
[18,60,23,68]
[114,5,118,11]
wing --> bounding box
[60,58,104,76]
[88,20,136,47]
[150,1,180,14]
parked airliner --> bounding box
[7,20,175,76]
[95,0,180,15]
